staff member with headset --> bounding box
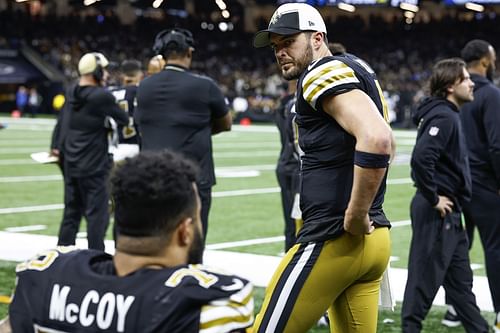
[54,52,129,250]
[136,28,232,244]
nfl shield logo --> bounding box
[429,126,439,136]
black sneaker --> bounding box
[441,306,461,328]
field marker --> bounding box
[206,236,285,250]
[0,175,61,183]
[4,225,46,232]
[0,204,63,214]
[212,187,281,197]
[216,170,261,178]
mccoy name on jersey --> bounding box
[9,248,254,333]
[294,53,391,243]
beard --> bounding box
[282,42,313,81]
[187,225,204,264]
[486,63,495,82]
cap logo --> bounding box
[308,21,315,26]
[269,11,281,26]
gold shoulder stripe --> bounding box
[302,61,359,109]
[199,313,253,331]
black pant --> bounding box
[57,172,110,251]
[276,170,299,251]
[462,184,500,312]
[198,185,211,244]
[401,193,488,333]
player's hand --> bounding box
[434,195,453,218]
[50,149,60,157]
[344,210,375,235]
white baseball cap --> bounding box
[78,52,109,76]
[253,3,327,48]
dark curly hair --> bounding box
[110,150,199,238]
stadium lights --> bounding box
[404,10,415,19]
[338,3,356,12]
[465,2,484,11]
[215,0,227,10]
[399,2,419,12]
[15,0,29,2]
[152,0,163,8]
[83,0,101,6]
[222,9,230,18]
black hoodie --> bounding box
[411,97,471,210]
[459,73,500,192]
[58,84,128,177]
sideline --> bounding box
[0,231,492,311]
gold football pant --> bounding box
[253,227,390,333]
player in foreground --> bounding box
[3,150,254,333]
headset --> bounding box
[152,28,195,57]
[92,53,104,83]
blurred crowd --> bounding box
[1,7,500,126]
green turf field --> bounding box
[0,116,494,332]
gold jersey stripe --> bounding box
[199,312,253,331]
[304,72,358,108]
[302,61,351,93]
[302,61,359,109]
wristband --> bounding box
[354,150,390,169]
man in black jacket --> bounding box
[443,39,500,332]
[55,52,129,251]
[401,58,488,333]
[136,29,232,243]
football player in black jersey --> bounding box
[109,59,144,161]
[253,3,395,332]
[5,150,254,333]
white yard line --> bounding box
[4,225,47,232]
[206,236,285,250]
[0,175,62,183]
[0,204,64,214]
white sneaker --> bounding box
[317,313,329,327]
[441,305,461,328]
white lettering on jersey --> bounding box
[48,284,135,332]
[111,89,126,102]
[221,278,244,291]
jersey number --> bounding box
[165,267,219,289]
